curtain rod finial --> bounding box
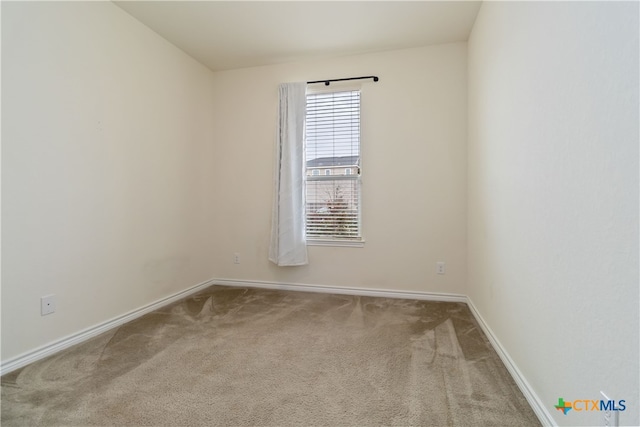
[373,76,379,82]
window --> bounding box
[305,90,361,242]
[311,169,320,176]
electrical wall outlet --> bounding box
[436,261,445,275]
[41,295,56,316]
[233,253,240,264]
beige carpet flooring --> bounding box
[1,285,540,426]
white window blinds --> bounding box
[305,90,361,240]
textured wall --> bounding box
[467,2,639,425]
[1,2,216,361]
[204,44,468,295]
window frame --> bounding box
[304,85,364,247]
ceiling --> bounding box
[114,1,482,72]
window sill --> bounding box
[306,239,365,248]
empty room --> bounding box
[1,1,638,426]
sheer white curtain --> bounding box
[268,82,308,266]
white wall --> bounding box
[1,2,216,361]
[468,2,639,426]
[204,44,468,295]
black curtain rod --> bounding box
[307,75,379,86]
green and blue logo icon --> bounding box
[555,398,572,415]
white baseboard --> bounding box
[0,278,217,376]
[1,278,464,376]
[212,278,468,303]
[1,277,551,427]
[466,298,556,427]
